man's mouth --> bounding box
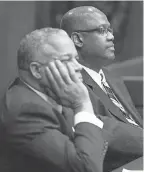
[108,46,115,51]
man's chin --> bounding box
[108,54,115,60]
[106,53,115,60]
[101,54,115,66]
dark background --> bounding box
[0,1,143,111]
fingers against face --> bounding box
[46,60,73,91]
[45,66,60,95]
[66,62,80,83]
[48,61,66,87]
[46,60,79,94]
[55,60,73,84]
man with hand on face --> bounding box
[0,28,107,172]
[60,6,143,171]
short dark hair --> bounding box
[17,27,66,70]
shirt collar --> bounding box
[82,65,105,81]
[20,78,49,102]
[99,69,107,83]
[19,78,63,113]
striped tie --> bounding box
[100,74,138,126]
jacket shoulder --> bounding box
[1,81,57,125]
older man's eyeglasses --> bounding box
[75,26,113,36]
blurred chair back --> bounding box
[107,57,143,117]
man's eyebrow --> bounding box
[59,53,79,60]
[60,53,71,57]
[58,53,72,61]
[60,53,71,58]
[49,53,70,60]
[98,24,111,28]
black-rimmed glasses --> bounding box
[74,26,113,36]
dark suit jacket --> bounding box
[0,78,107,172]
[82,68,143,172]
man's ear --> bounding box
[71,32,84,48]
[29,62,42,79]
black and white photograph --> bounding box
[0,1,143,172]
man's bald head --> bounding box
[17,27,68,70]
[60,6,115,69]
[60,6,106,36]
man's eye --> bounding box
[108,28,113,34]
[61,59,71,64]
[99,28,106,34]
[61,58,70,62]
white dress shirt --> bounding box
[20,79,104,130]
[82,65,108,93]
[82,66,138,126]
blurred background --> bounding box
[0,1,143,114]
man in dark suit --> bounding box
[0,27,108,172]
[60,6,143,171]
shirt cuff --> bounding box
[74,111,103,129]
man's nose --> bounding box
[73,59,82,72]
[107,31,114,41]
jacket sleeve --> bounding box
[4,103,105,172]
[102,116,143,155]
[101,116,143,171]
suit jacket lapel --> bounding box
[103,68,142,126]
[12,77,75,136]
[82,69,128,123]
[62,107,74,138]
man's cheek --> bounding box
[62,61,70,74]
[67,61,76,69]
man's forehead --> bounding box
[40,35,76,56]
[81,13,108,28]
[63,6,109,31]
[85,12,108,26]
[50,34,75,50]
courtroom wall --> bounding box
[0,1,143,99]
[0,1,35,98]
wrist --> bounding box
[73,100,94,114]
[74,111,103,129]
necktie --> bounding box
[100,74,138,126]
